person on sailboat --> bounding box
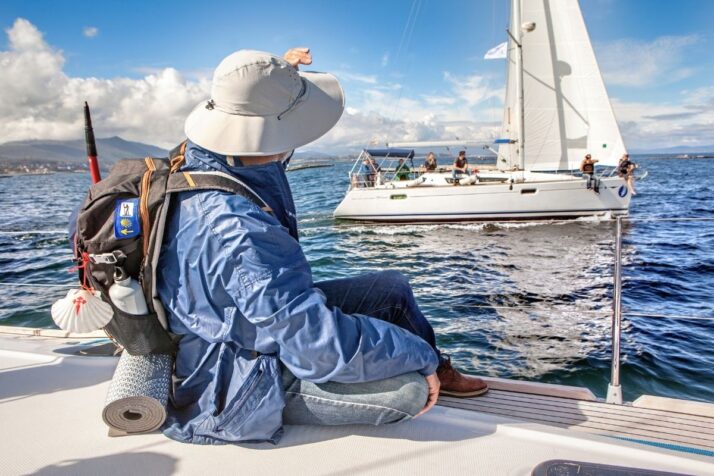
[580,154,599,193]
[452,150,478,183]
[423,152,438,171]
[156,48,488,446]
[360,157,378,187]
[618,154,638,196]
[394,158,411,180]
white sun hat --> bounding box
[184,50,344,156]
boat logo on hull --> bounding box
[618,185,627,197]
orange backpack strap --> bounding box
[169,140,188,173]
[139,157,158,255]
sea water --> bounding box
[0,157,712,403]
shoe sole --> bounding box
[439,386,489,398]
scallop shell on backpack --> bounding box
[51,288,114,333]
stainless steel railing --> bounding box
[605,216,714,404]
[607,216,624,404]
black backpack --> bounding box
[73,142,271,355]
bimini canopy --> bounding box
[364,148,415,159]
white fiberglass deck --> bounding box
[1,330,712,476]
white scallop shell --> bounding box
[51,289,114,333]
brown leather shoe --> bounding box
[436,355,489,397]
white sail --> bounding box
[499,0,626,171]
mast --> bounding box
[505,0,526,170]
[513,0,526,170]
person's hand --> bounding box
[283,47,312,69]
[415,373,440,417]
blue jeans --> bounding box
[452,169,470,180]
[584,173,593,189]
[282,270,439,426]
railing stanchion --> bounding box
[607,215,624,404]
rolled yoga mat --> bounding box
[102,351,173,435]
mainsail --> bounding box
[498,0,626,171]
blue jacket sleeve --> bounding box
[202,192,439,384]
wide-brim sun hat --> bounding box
[185,49,344,156]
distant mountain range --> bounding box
[3,136,707,168]
[0,136,168,165]
[0,137,339,164]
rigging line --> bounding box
[625,217,714,223]
[0,282,76,288]
[0,230,67,235]
[489,0,499,127]
[366,0,420,146]
[386,0,423,141]
[466,305,714,321]
[395,0,418,64]
[491,0,497,45]
[468,305,608,313]
[624,312,714,321]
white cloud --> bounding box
[310,72,504,153]
[2,18,710,154]
[597,35,698,87]
[346,72,502,122]
[0,19,505,153]
[421,95,456,106]
[0,18,210,148]
[443,72,502,106]
[83,26,98,38]
[312,108,500,153]
[611,87,714,149]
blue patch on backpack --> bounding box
[114,198,141,239]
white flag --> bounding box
[484,42,508,60]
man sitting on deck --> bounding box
[452,150,478,184]
[156,48,488,446]
[580,153,599,193]
[618,153,638,196]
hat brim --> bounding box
[184,71,344,156]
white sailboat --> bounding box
[334,0,632,222]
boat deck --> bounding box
[1,329,712,475]
[441,389,714,456]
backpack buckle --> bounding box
[89,250,126,265]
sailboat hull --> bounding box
[334,174,630,222]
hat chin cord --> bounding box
[202,78,307,121]
[277,79,307,120]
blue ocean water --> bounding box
[0,157,712,403]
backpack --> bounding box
[73,142,271,355]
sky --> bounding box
[0,0,713,153]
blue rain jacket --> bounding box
[156,142,439,445]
